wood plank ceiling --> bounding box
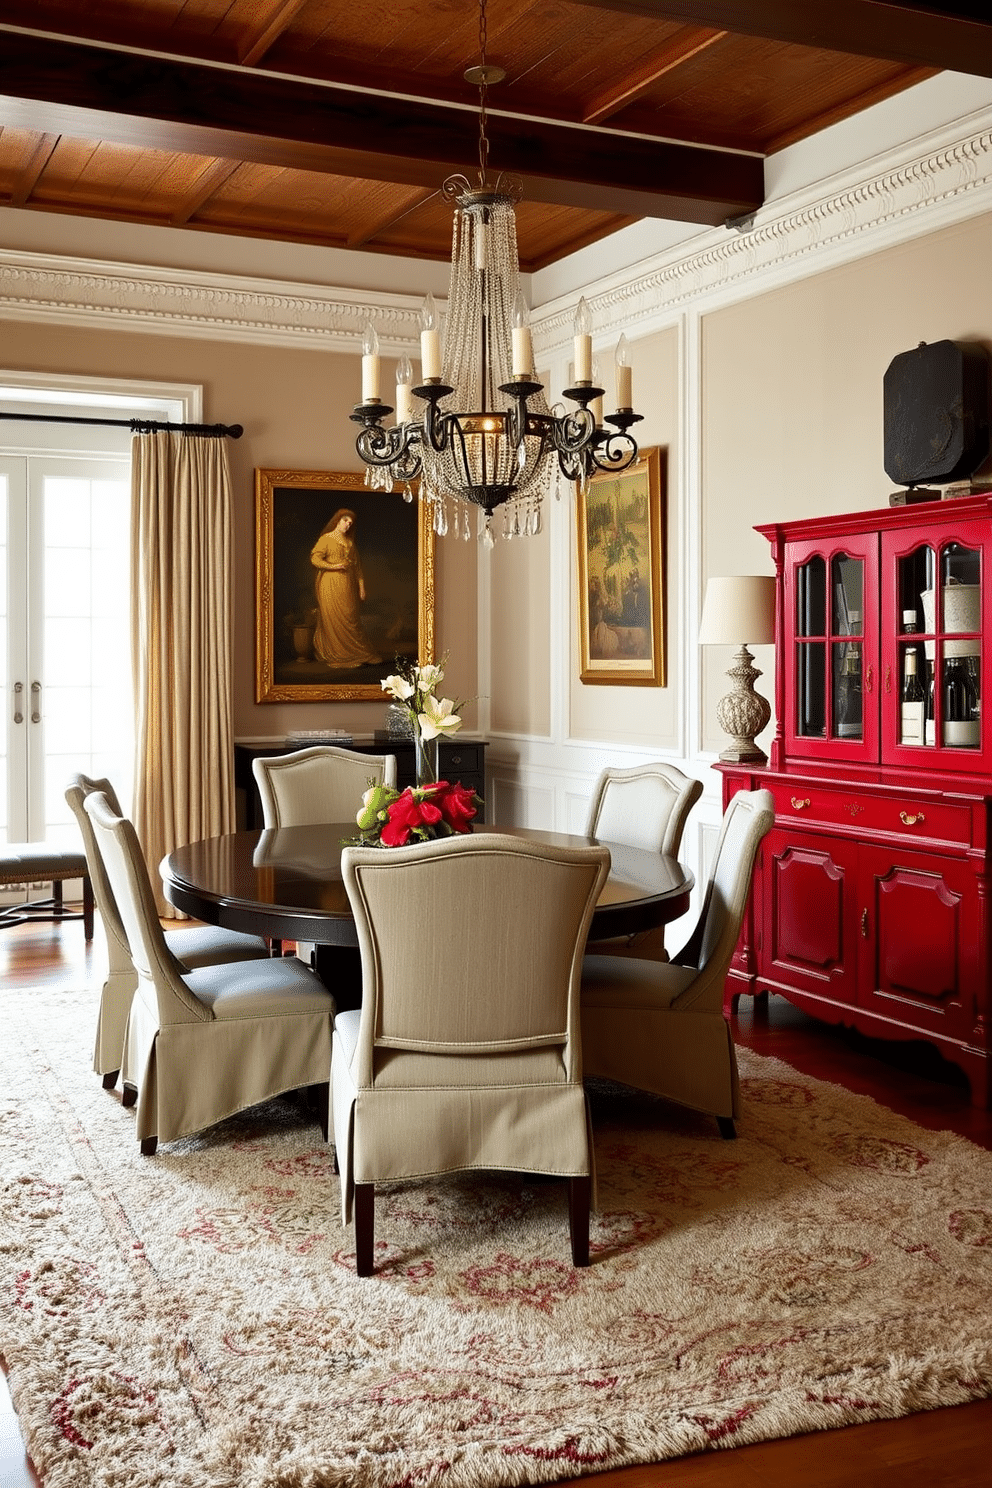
[0,1,988,270]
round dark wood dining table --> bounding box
[161,823,694,1009]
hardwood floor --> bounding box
[2,920,991,1487]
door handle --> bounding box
[13,680,23,724]
[30,680,41,724]
[865,664,874,694]
[861,908,869,938]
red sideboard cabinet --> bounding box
[719,492,992,1107]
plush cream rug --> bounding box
[3,980,992,1488]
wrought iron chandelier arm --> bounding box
[412,382,454,453]
[351,405,422,472]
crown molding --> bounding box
[0,106,988,355]
[533,107,992,354]
[0,251,427,352]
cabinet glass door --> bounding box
[786,536,878,760]
[884,532,983,767]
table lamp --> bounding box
[698,575,776,764]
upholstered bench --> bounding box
[0,844,94,938]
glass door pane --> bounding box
[896,544,934,749]
[936,542,981,750]
[796,555,826,737]
[37,462,133,844]
[830,554,863,741]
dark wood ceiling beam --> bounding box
[6,130,59,206]
[570,0,992,77]
[0,30,764,226]
[582,25,727,123]
[234,0,310,68]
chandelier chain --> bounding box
[477,0,490,185]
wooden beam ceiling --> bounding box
[0,28,764,227]
[570,0,992,78]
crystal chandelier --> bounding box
[350,0,642,545]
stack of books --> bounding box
[285,728,354,747]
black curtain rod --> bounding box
[0,411,243,438]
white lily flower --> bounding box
[418,694,462,740]
[381,674,414,701]
[416,663,444,694]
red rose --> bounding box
[436,781,479,832]
[381,786,443,846]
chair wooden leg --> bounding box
[139,1135,158,1156]
[568,1174,591,1267]
[717,1115,737,1140]
[354,1182,375,1275]
[121,1084,137,1108]
[101,1069,119,1090]
[309,1080,330,1142]
[82,874,94,941]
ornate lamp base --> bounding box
[715,644,771,765]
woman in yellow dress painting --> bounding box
[310,508,381,669]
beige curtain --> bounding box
[131,430,235,916]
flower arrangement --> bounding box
[380,654,468,787]
[353,779,484,848]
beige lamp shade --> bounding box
[699,575,776,765]
[698,575,776,647]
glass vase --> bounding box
[414,728,439,788]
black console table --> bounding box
[234,736,487,829]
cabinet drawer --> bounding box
[439,742,483,774]
[769,782,972,848]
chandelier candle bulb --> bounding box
[395,355,414,424]
[419,293,441,380]
[511,291,532,378]
[615,333,632,408]
[591,358,604,426]
[574,297,593,382]
[361,323,381,402]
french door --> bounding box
[0,454,133,852]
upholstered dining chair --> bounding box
[66,773,271,1092]
[332,832,611,1275]
[584,761,703,961]
[83,790,335,1155]
[581,787,773,1139]
[252,745,398,829]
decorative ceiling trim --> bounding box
[0,252,427,351]
[533,110,992,354]
[0,106,988,355]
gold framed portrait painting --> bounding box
[254,469,435,703]
[576,446,666,686]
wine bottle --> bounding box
[900,650,925,746]
[943,656,980,747]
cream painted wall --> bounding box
[699,212,992,757]
[489,518,552,737]
[569,324,681,748]
[0,317,479,740]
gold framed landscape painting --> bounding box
[255,469,435,703]
[576,446,666,686]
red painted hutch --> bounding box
[718,492,992,1106]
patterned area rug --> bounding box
[3,981,992,1488]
